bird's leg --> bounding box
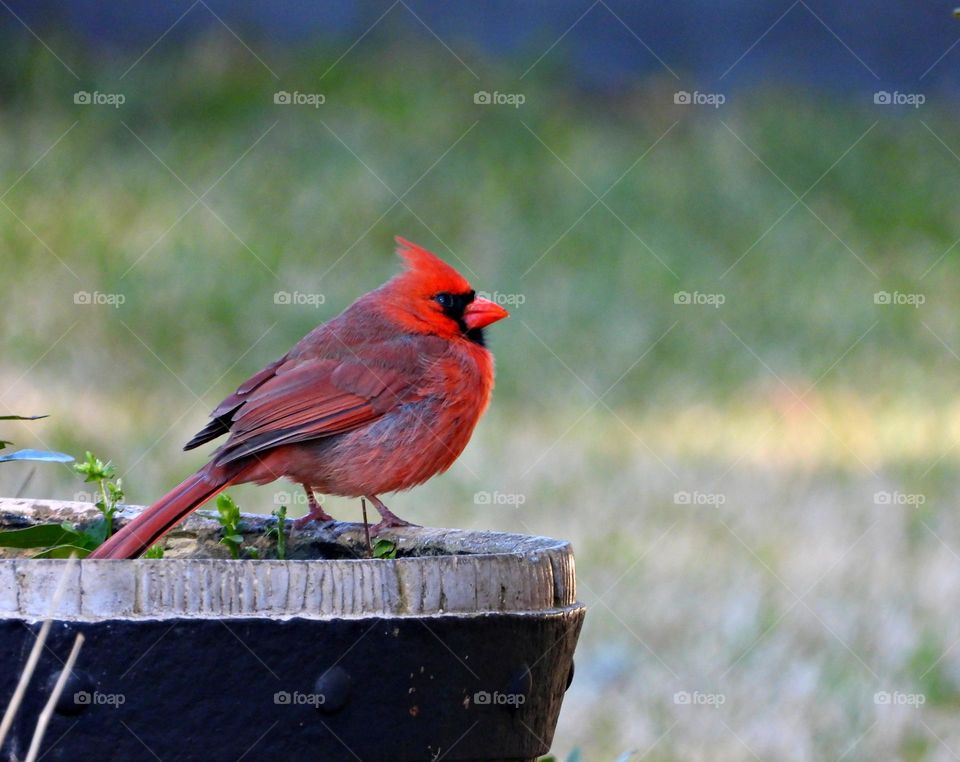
[366,494,420,532]
[293,486,336,529]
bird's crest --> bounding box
[394,237,472,294]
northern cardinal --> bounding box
[90,238,509,559]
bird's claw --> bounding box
[370,516,420,534]
[293,514,338,530]
[363,495,418,534]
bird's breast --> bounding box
[304,342,495,496]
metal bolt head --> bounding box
[506,663,532,713]
[48,668,95,717]
[314,666,352,714]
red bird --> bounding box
[90,238,509,559]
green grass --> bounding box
[2,35,960,760]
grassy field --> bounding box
[3,36,960,759]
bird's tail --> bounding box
[88,465,232,559]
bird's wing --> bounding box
[210,337,431,464]
[183,354,290,450]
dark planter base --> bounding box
[1,609,583,762]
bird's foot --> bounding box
[370,516,420,534]
[294,488,337,529]
[293,513,338,530]
[365,494,420,534]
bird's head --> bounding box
[379,237,509,345]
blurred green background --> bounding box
[3,8,960,760]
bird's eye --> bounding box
[434,293,454,308]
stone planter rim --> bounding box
[0,498,580,623]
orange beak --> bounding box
[463,296,509,331]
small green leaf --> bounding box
[80,518,109,548]
[0,524,86,548]
[215,494,246,558]
[0,449,74,463]
[73,451,114,482]
[144,545,164,559]
[270,506,288,560]
[372,539,397,559]
[216,494,240,524]
[108,480,124,503]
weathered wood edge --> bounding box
[0,498,582,622]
